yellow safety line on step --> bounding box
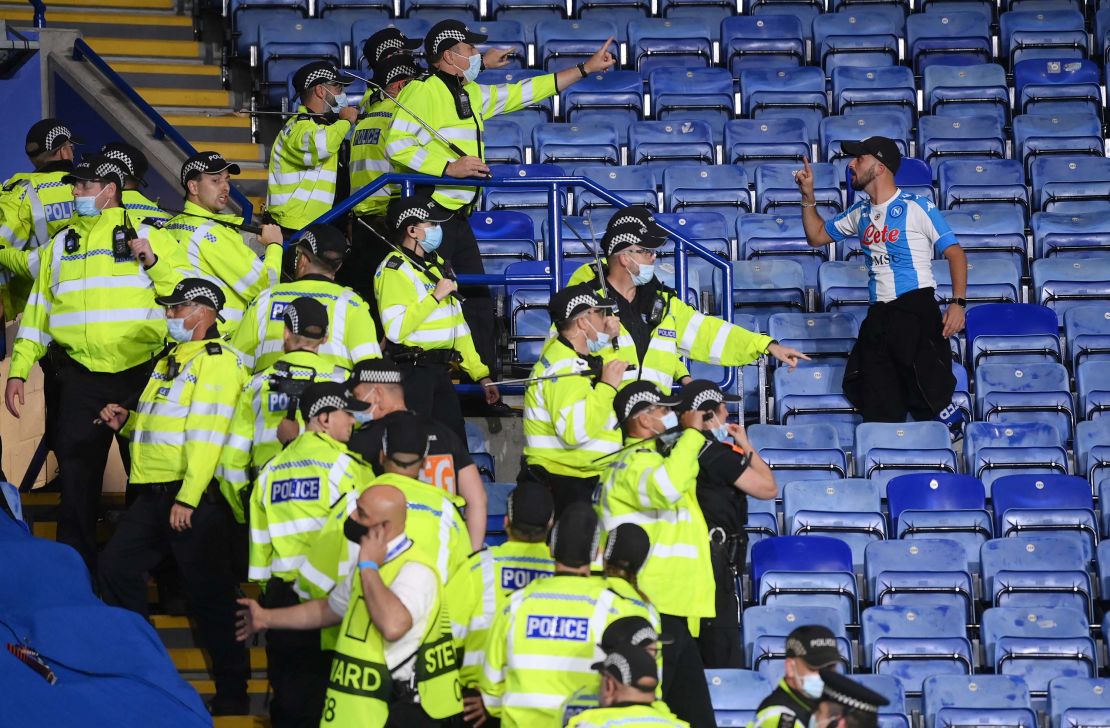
[86,37,199,58]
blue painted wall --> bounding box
[0,51,42,183]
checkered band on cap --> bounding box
[562,293,597,321]
[607,231,642,256]
[283,305,300,332]
[297,230,319,254]
[180,152,225,186]
[177,280,223,306]
[432,28,467,54]
[822,685,881,714]
[627,626,659,646]
[102,149,135,175]
[307,394,350,420]
[44,125,73,152]
[95,160,126,183]
[303,67,338,87]
[600,653,633,684]
[384,63,416,85]
[691,389,723,411]
[377,37,403,60]
[620,390,660,420]
[397,203,431,222]
[352,367,403,385]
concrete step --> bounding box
[31,520,113,542]
[21,490,126,509]
[114,61,225,91]
[86,37,201,59]
[135,87,230,107]
[162,112,255,144]
[213,717,269,728]
[4,0,176,8]
[190,141,265,164]
[0,8,194,40]
[170,646,267,673]
[191,679,270,695]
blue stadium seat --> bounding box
[745,490,780,556]
[964,421,1069,495]
[739,66,827,141]
[832,66,916,130]
[741,605,847,670]
[923,64,1010,124]
[1033,258,1110,319]
[1065,304,1110,370]
[650,67,734,144]
[748,423,849,482]
[980,536,1093,616]
[574,165,658,214]
[484,118,527,165]
[818,261,870,316]
[754,163,841,217]
[749,1,822,44]
[739,213,825,290]
[918,116,1006,177]
[1076,360,1110,420]
[767,312,859,362]
[975,362,1074,443]
[942,208,1026,274]
[1032,156,1110,214]
[906,10,992,72]
[562,70,644,143]
[660,0,732,23]
[257,18,344,108]
[845,157,936,208]
[724,119,811,177]
[886,473,992,568]
[1048,677,1110,728]
[534,121,620,167]
[865,539,974,620]
[475,69,551,140]
[923,0,993,22]
[862,605,973,696]
[855,422,958,494]
[488,0,566,44]
[484,163,567,242]
[1000,10,1087,65]
[705,669,772,727]
[401,0,479,22]
[628,18,713,73]
[991,474,1098,560]
[982,607,1097,697]
[484,481,515,543]
[471,19,527,68]
[820,113,910,179]
[229,0,308,58]
[629,120,715,167]
[934,258,1021,308]
[1075,422,1110,531]
[721,15,805,73]
[750,535,859,626]
[318,0,391,23]
[1099,539,1110,603]
[965,303,1061,367]
[577,0,650,29]
[937,160,1029,219]
[923,675,1038,728]
[1032,209,1110,261]
[1013,114,1103,178]
[664,165,751,230]
[535,20,617,72]
[773,363,860,448]
[470,211,537,278]
[783,479,884,566]
[851,674,911,728]
[732,260,807,330]
[813,12,900,74]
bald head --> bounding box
[353,484,408,541]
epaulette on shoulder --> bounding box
[385,256,403,270]
[414,69,435,83]
[205,341,223,356]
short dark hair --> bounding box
[508,523,548,543]
[297,245,342,273]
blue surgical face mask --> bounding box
[586,320,610,354]
[352,406,374,426]
[326,90,348,114]
[74,187,106,217]
[711,423,729,442]
[166,316,196,343]
[419,224,443,253]
[801,673,824,700]
[631,261,655,286]
[657,410,680,445]
[451,48,482,82]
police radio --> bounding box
[112,220,137,261]
[268,362,318,419]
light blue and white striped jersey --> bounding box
[825,189,958,303]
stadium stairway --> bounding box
[0,0,267,211]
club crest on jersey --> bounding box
[888,204,903,218]
[862,224,900,247]
[271,477,321,503]
[525,615,590,640]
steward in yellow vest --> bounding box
[96,278,251,716]
[569,642,689,728]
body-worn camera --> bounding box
[268,362,318,419]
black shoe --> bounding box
[484,399,521,417]
[207,693,250,716]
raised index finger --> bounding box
[802,157,812,173]
[600,36,615,56]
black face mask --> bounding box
[343,516,369,544]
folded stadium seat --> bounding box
[745,493,780,560]
[474,69,552,140]
[818,261,870,317]
[561,70,644,145]
[1048,677,1110,728]
[923,675,1038,728]
[1016,57,1102,120]
[535,19,618,72]
[991,474,1098,560]
[923,0,994,19]
[351,19,430,69]
[401,0,479,22]
[505,261,556,372]
[484,163,567,244]
[886,473,992,569]
[850,675,911,728]
[906,10,992,72]
[862,605,974,697]
[783,479,885,566]
[1074,421,1110,512]
[864,539,974,621]
[484,118,527,165]
[705,670,773,727]
[470,19,528,68]
[739,66,827,142]
[933,258,1021,308]
[470,210,538,278]
[975,362,1074,444]
[813,12,900,75]
[1032,209,1110,261]
[918,116,1006,179]
[750,535,859,627]
[1013,114,1103,179]
[767,312,859,363]
[534,121,621,167]
[981,607,1097,699]
[820,113,910,180]
[754,163,841,217]
[1100,541,1110,602]
[1033,257,1110,319]
[649,67,735,145]
[923,64,1010,125]
[488,0,566,44]
[628,120,716,167]
[721,15,806,74]
[1032,156,1110,214]
[738,213,826,290]
[965,303,1061,367]
[832,66,916,131]
[318,0,392,24]
[748,422,849,482]
[845,157,936,209]
[936,160,1029,219]
[1000,10,1087,66]
[1076,360,1110,421]
[732,260,807,330]
[748,623,853,683]
[664,165,751,231]
[942,208,1027,275]
[724,119,812,178]
[749,0,822,45]
[229,0,308,59]
[741,605,847,671]
[257,17,344,108]
[483,482,515,544]
[652,211,730,304]
[573,165,658,213]
[577,0,650,29]
[855,422,958,495]
[773,363,861,449]
[964,421,1069,496]
[660,0,733,25]
[1065,304,1110,370]
[628,18,713,74]
[981,536,1093,616]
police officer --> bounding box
[374,193,499,441]
[99,141,171,222]
[0,118,80,317]
[218,297,348,522]
[569,207,810,392]
[96,278,249,715]
[232,223,380,372]
[569,643,690,728]
[250,382,373,728]
[265,61,358,234]
[347,358,489,550]
[385,20,616,379]
[520,283,625,518]
[673,380,776,669]
[751,626,842,728]
[811,669,889,728]
[600,523,657,626]
[4,155,187,570]
[596,381,716,728]
[168,151,284,333]
[450,481,555,727]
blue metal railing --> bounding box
[27,0,45,28]
[313,172,736,392]
[69,38,255,221]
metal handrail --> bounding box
[27,0,45,28]
[312,172,737,390]
[69,38,255,222]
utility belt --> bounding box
[134,479,221,505]
[385,343,460,368]
[709,527,746,571]
[49,341,167,377]
[260,577,300,609]
[390,670,420,705]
